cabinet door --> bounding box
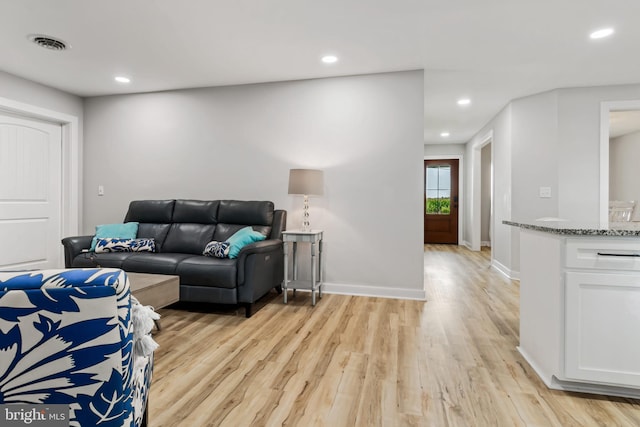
[565,272,640,387]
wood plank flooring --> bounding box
[149,244,640,426]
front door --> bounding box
[0,113,62,269]
[424,159,458,244]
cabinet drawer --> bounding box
[566,239,640,271]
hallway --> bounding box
[423,244,640,426]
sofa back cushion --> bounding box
[163,223,216,254]
[125,200,176,251]
[125,200,175,223]
[218,200,273,225]
[213,200,273,241]
[213,224,250,242]
[172,200,219,223]
[136,223,171,251]
[122,199,278,253]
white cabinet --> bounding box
[565,271,640,387]
[517,230,640,398]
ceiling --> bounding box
[1,0,640,145]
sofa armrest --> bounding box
[270,210,287,240]
[0,268,140,426]
[61,235,94,267]
[236,239,283,285]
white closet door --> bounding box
[0,113,62,270]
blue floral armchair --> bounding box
[0,268,155,427]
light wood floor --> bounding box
[149,245,640,426]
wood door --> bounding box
[424,159,458,244]
[0,114,62,269]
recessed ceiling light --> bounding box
[440,132,450,137]
[114,76,131,83]
[590,28,614,39]
[321,55,338,64]
[457,98,471,106]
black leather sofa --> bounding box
[62,199,286,317]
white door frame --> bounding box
[471,130,494,259]
[600,100,640,225]
[0,96,80,240]
[424,154,464,245]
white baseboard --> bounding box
[519,346,640,399]
[462,240,473,250]
[320,282,426,301]
[491,259,520,281]
[517,346,554,388]
[481,240,492,247]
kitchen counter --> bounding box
[503,219,640,236]
[505,220,640,398]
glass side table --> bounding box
[282,230,324,306]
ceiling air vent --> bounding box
[28,34,68,51]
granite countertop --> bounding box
[503,219,640,236]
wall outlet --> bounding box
[98,185,104,196]
[539,186,551,198]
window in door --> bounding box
[426,165,451,215]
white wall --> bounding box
[610,130,640,220]
[0,70,84,120]
[464,83,640,279]
[557,85,640,222]
[511,90,559,221]
[84,70,425,298]
[424,143,465,157]
[465,105,512,274]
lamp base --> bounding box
[302,195,311,231]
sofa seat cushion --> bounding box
[122,253,193,275]
[176,256,237,289]
[71,252,132,268]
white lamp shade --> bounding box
[288,169,324,196]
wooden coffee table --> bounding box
[127,273,180,330]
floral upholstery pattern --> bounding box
[95,238,156,253]
[0,268,154,427]
[202,240,231,258]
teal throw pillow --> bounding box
[226,226,266,259]
[90,222,139,251]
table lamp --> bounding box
[288,169,324,231]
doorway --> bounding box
[600,100,640,224]
[0,95,80,269]
[480,143,492,249]
[0,113,62,269]
[424,158,459,244]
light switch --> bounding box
[98,185,105,196]
[539,186,551,198]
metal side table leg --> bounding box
[318,239,323,299]
[283,240,288,303]
[311,241,317,306]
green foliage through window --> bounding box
[426,197,450,214]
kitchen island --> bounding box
[505,219,640,398]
